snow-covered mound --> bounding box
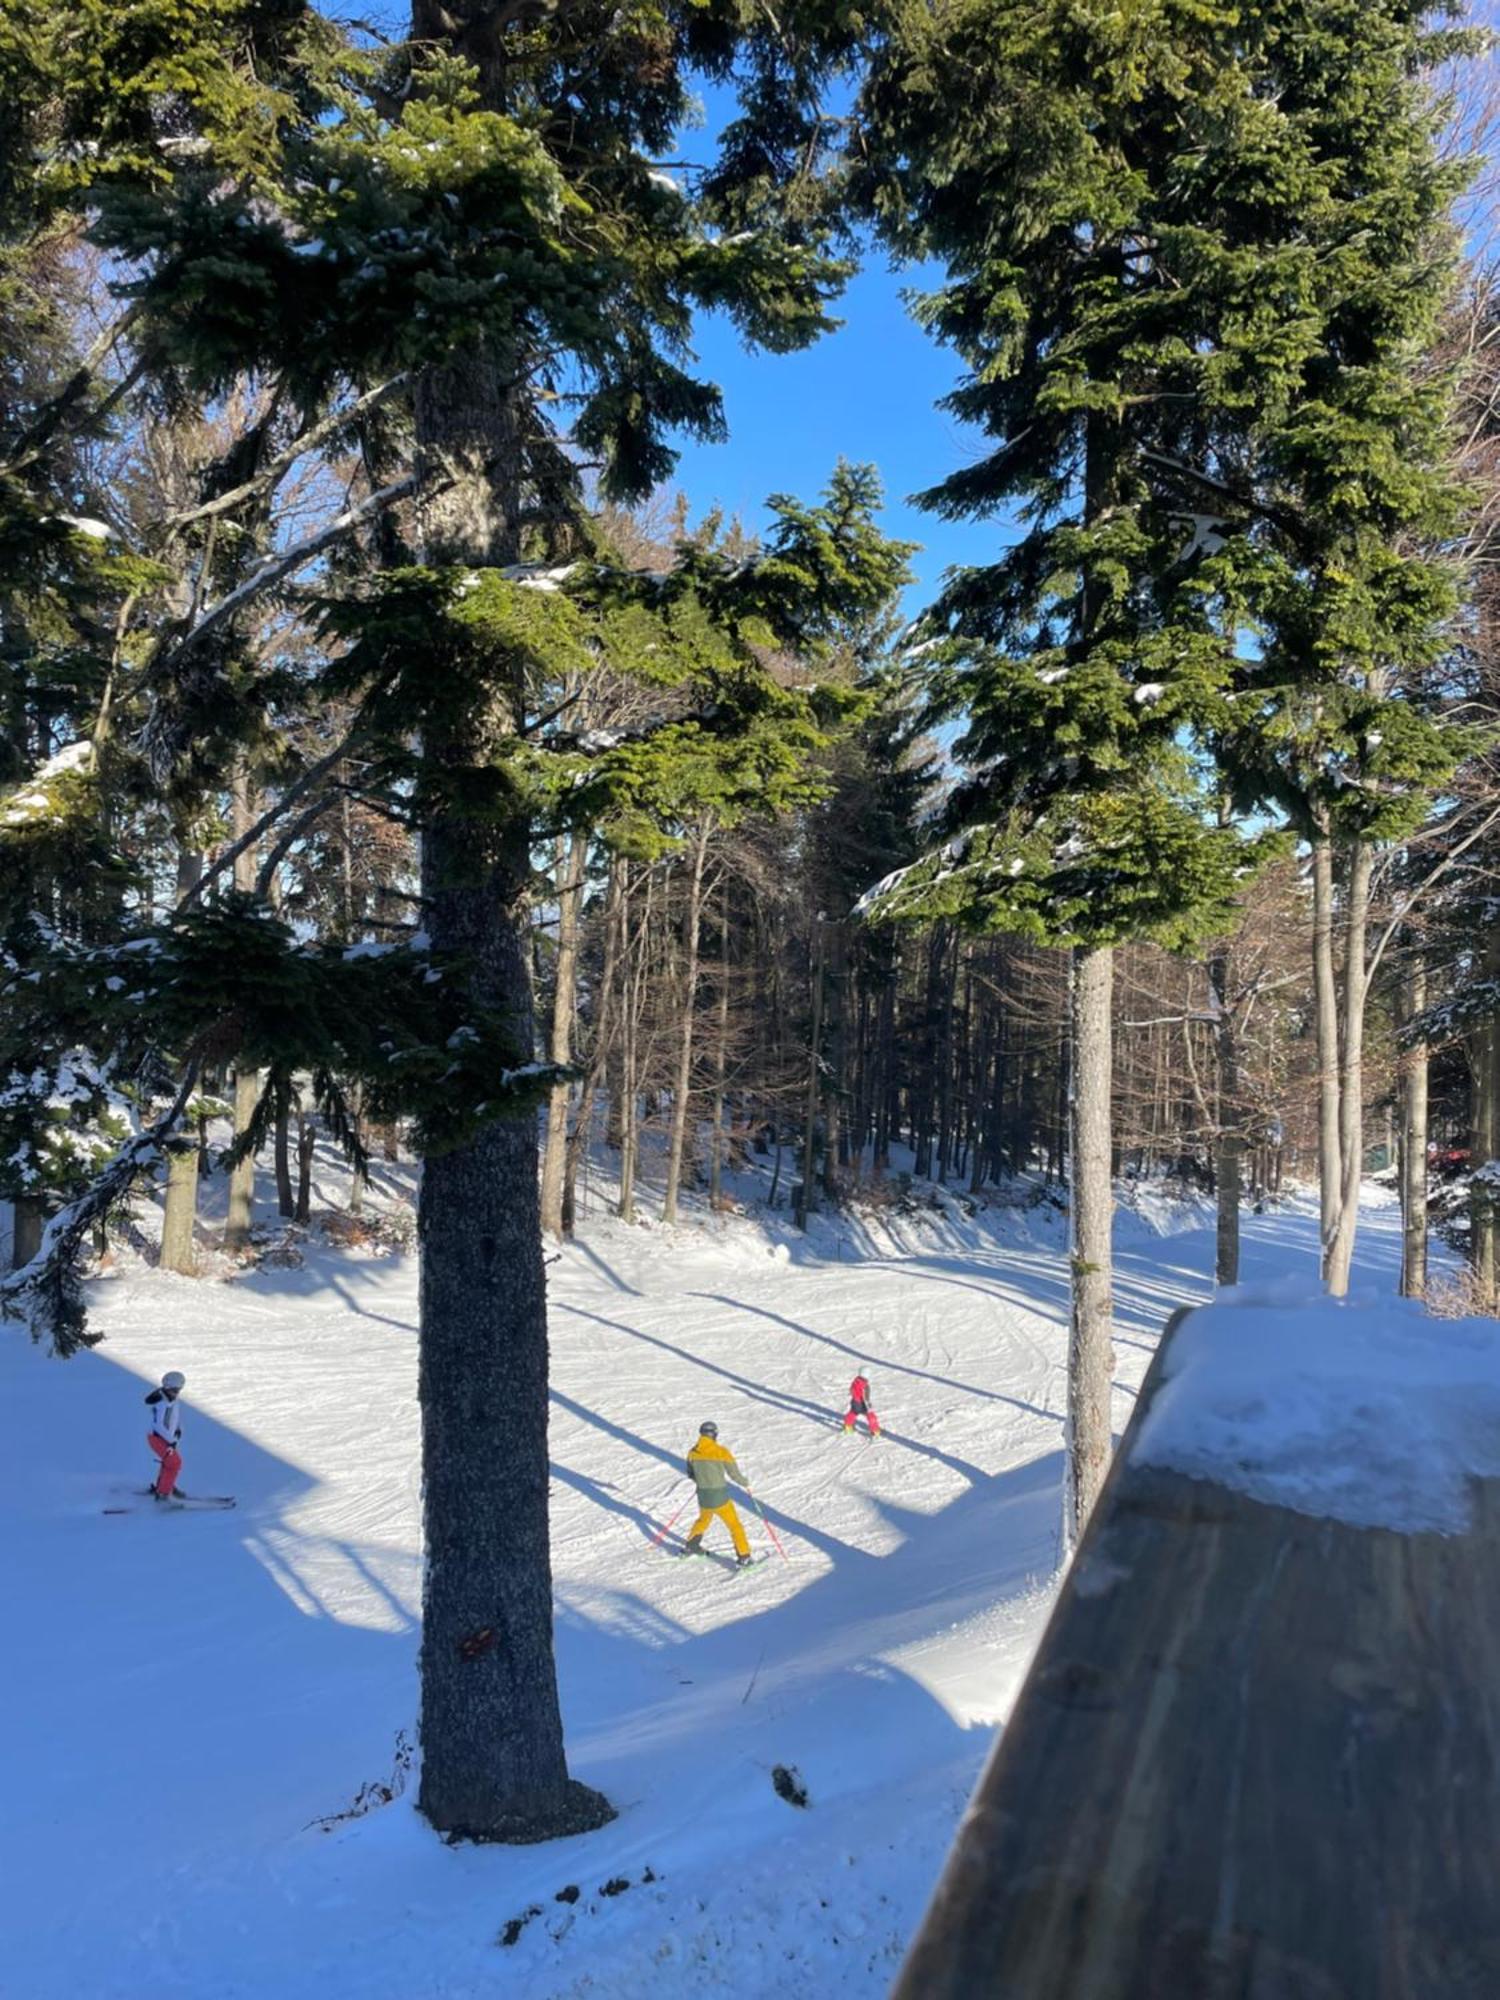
[1136,1277,1500,1534]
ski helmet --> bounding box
[698,1421,718,1439]
[162,1370,186,1392]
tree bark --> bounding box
[1325,839,1371,1297]
[1311,834,1343,1285]
[662,817,712,1225]
[1208,947,1241,1287]
[159,1136,200,1276]
[540,831,587,1239]
[1400,961,1429,1301]
[407,301,611,1837]
[1066,944,1114,1543]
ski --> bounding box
[104,1488,236,1514]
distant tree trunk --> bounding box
[1399,961,1429,1300]
[823,918,848,1193]
[1325,839,1371,1297]
[709,885,732,1210]
[1208,947,1241,1287]
[663,818,713,1225]
[407,290,610,1838]
[11,1198,43,1271]
[1471,934,1500,1310]
[796,915,826,1230]
[159,1135,200,1276]
[617,870,646,1224]
[224,767,259,1250]
[294,1107,314,1225]
[274,1097,295,1217]
[1066,944,1114,1543]
[540,830,587,1238]
[1311,833,1343,1285]
[562,857,623,1236]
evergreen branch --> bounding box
[165,376,413,533]
[255,791,343,898]
[0,1062,200,1358]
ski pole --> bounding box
[647,1497,691,1550]
[742,1482,790,1563]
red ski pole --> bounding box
[743,1482,790,1563]
[648,1497,691,1550]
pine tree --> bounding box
[854,0,1294,1531]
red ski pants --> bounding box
[147,1432,182,1497]
[843,1403,880,1436]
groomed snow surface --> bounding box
[0,1178,1416,1997]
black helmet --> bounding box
[698,1421,718,1439]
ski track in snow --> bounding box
[0,1186,1404,1998]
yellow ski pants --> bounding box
[688,1501,750,1557]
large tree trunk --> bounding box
[1208,947,1241,1287]
[409,320,611,1838]
[1311,834,1343,1285]
[1399,961,1429,1300]
[540,831,587,1239]
[1325,839,1371,1297]
[1066,944,1114,1543]
[224,769,259,1251]
[662,817,712,1225]
[159,1137,200,1276]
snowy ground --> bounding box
[1,1178,1408,1998]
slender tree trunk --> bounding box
[1311,833,1343,1284]
[224,768,259,1250]
[407,310,610,1837]
[709,884,732,1210]
[1208,947,1241,1287]
[295,1109,314,1225]
[159,1135,200,1276]
[1400,961,1429,1301]
[274,1097,295,1218]
[797,916,826,1230]
[1471,934,1500,1310]
[1067,945,1114,1542]
[1326,839,1371,1297]
[540,831,587,1238]
[10,1198,42,1271]
[562,857,624,1236]
[617,872,645,1224]
[663,818,712,1225]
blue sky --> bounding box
[665,252,1004,610]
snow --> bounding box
[0,1173,1410,1995]
[1132,682,1165,706]
[1135,1258,1500,1534]
[1,739,94,825]
[55,514,115,540]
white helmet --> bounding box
[161,1370,186,1392]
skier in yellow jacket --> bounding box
[681,1422,753,1565]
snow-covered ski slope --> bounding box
[1,1185,1405,1998]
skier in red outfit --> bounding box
[842,1371,881,1438]
[145,1370,186,1498]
